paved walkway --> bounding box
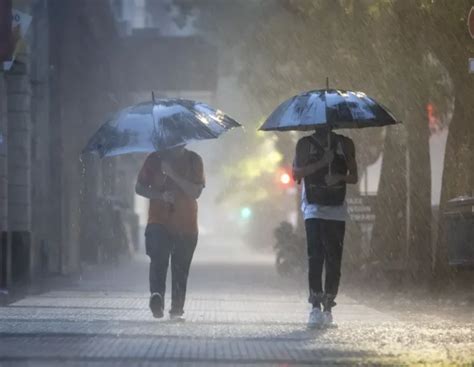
[0,239,472,366]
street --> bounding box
[0,239,472,366]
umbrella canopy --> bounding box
[259,89,400,131]
[83,99,241,158]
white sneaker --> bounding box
[322,311,335,327]
[169,313,186,323]
[307,308,324,329]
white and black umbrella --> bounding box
[259,88,399,132]
[83,96,241,158]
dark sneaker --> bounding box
[149,293,164,319]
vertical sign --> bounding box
[2,9,32,71]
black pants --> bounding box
[305,218,345,310]
[145,224,197,316]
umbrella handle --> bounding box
[327,130,332,175]
[325,78,332,175]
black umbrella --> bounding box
[83,95,241,158]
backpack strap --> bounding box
[336,134,354,161]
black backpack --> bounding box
[302,133,348,206]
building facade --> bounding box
[0,0,218,301]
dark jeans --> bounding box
[145,224,197,316]
[305,218,345,311]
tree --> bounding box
[421,0,474,278]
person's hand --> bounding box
[162,191,175,204]
[161,160,174,178]
[325,174,342,186]
[320,149,334,165]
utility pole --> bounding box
[6,34,32,286]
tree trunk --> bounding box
[370,125,407,273]
[405,99,432,281]
[370,97,432,284]
[434,77,474,278]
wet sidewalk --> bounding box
[0,241,472,366]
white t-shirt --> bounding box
[300,138,348,222]
[301,181,348,221]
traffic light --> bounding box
[240,207,252,220]
[280,171,291,185]
[276,167,293,188]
